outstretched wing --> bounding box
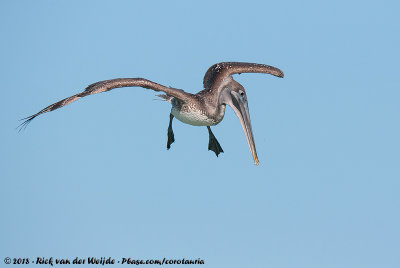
[203,62,284,90]
[18,78,191,130]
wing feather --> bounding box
[18,78,191,130]
[203,62,284,90]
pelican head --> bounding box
[220,78,259,165]
[19,61,283,166]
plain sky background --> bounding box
[1,1,399,267]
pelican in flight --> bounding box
[19,62,284,165]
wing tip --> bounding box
[16,115,37,132]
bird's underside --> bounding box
[19,62,284,165]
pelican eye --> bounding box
[239,91,245,96]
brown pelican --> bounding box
[19,62,284,165]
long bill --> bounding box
[228,92,259,165]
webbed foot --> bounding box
[207,126,224,157]
[167,114,175,150]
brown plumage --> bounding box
[19,62,284,165]
[203,62,284,89]
[18,78,191,129]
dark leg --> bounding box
[167,113,175,150]
[207,126,224,157]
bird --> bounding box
[18,62,284,165]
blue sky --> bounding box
[1,1,399,267]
